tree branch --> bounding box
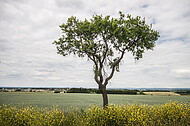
[104,49,126,86]
[101,32,109,64]
[94,69,101,85]
[98,62,104,83]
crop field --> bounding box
[0,92,189,109]
[143,92,180,96]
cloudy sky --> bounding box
[0,0,190,88]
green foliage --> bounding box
[175,91,190,95]
[106,89,137,95]
[1,102,189,126]
[14,89,21,92]
[53,11,159,60]
[53,11,160,86]
[66,88,137,94]
[66,88,91,93]
[54,90,61,93]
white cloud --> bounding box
[0,0,190,88]
[171,69,190,79]
[108,40,190,88]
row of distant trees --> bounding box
[66,88,138,95]
[66,88,147,95]
[65,88,190,95]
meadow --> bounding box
[0,92,190,109]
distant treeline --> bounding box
[175,91,190,95]
[66,88,190,95]
[66,88,138,95]
[1,87,190,95]
[66,88,92,93]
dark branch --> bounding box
[104,49,126,86]
[101,32,109,64]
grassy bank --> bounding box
[1,102,189,126]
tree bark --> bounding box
[100,85,108,108]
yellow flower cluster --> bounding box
[0,101,189,126]
[0,105,65,126]
[84,101,190,126]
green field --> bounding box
[0,92,189,109]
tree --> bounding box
[53,11,160,108]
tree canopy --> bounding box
[53,11,160,107]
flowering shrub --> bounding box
[0,101,189,126]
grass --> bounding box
[0,92,189,109]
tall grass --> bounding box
[0,101,189,126]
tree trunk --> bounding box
[100,85,108,108]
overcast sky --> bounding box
[0,0,190,88]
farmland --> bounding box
[143,92,180,96]
[0,92,189,109]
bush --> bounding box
[139,91,145,95]
[106,90,137,95]
[0,90,9,92]
[54,90,61,93]
[91,89,101,94]
[15,89,21,92]
[1,102,189,126]
[66,88,91,93]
